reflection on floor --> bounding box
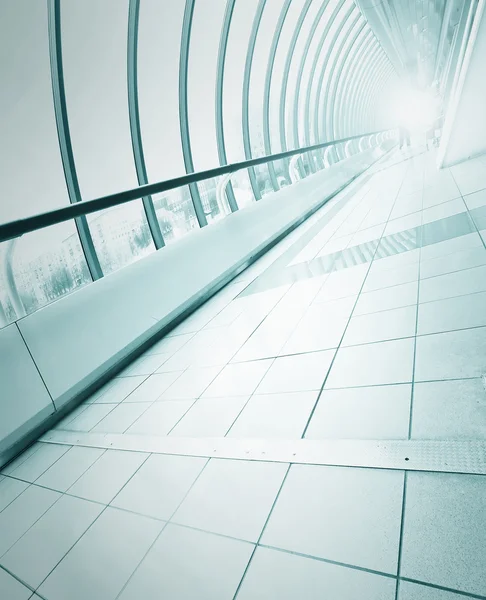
[2,148,486,599]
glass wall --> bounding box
[0,0,397,327]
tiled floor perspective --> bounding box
[2,148,486,599]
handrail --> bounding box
[0,128,392,243]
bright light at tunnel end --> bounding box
[386,81,440,133]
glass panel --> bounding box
[0,223,91,328]
[138,0,187,183]
[284,0,324,151]
[197,176,232,224]
[268,0,308,154]
[231,170,258,210]
[0,2,72,222]
[307,0,353,144]
[222,0,260,164]
[62,0,138,199]
[152,187,199,244]
[62,0,156,274]
[187,0,227,171]
[249,0,287,196]
[87,203,154,277]
[318,9,358,142]
[298,0,342,146]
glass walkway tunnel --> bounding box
[1,1,486,598]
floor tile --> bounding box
[256,351,335,394]
[419,231,482,261]
[64,403,115,431]
[363,263,419,292]
[145,332,194,356]
[262,464,404,573]
[0,477,29,513]
[158,330,222,371]
[326,338,415,388]
[68,450,148,504]
[0,485,60,557]
[314,265,368,302]
[4,443,70,482]
[415,327,486,381]
[124,373,183,403]
[161,366,222,399]
[91,403,151,434]
[371,249,420,273]
[417,291,486,335]
[398,580,467,599]
[125,400,194,435]
[38,507,164,600]
[87,376,147,404]
[228,392,318,439]
[237,547,396,600]
[280,307,349,354]
[1,443,46,476]
[343,305,417,346]
[305,384,411,439]
[401,472,486,595]
[173,458,288,542]
[169,396,249,437]
[419,264,486,302]
[420,246,486,279]
[119,524,252,600]
[118,354,168,377]
[36,447,104,492]
[1,494,103,588]
[0,568,32,600]
[411,379,486,439]
[203,361,272,398]
[354,281,418,315]
[111,454,207,520]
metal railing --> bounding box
[0,129,394,244]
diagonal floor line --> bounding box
[300,156,412,439]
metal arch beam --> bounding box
[127,0,165,249]
[345,41,382,139]
[215,0,238,213]
[323,16,364,160]
[315,9,359,165]
[242,0,266,201]
[47,0,103,280]
[331,22,370,158]
[313,5,356,149]
[263,0,292,192]
[179,0,207,226]
[341,36,378,140]
[360,58,392,129]
[351,50,388,135]
[303,0,347,172]
[278,0,312,158]
[291,0,332,179]
[333,29,373,140]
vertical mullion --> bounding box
[127,0,165,249]
[279,0,312,180]
[215,0,238,213]
[179,0,208,227]
[47,0,103,281]
[263,0,292,191]
[242,0,266,201]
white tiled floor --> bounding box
[2,149,486,599]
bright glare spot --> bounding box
[391,84,439,132]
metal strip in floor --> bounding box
[40,431,486,476]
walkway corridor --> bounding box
[1,148,486,599]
